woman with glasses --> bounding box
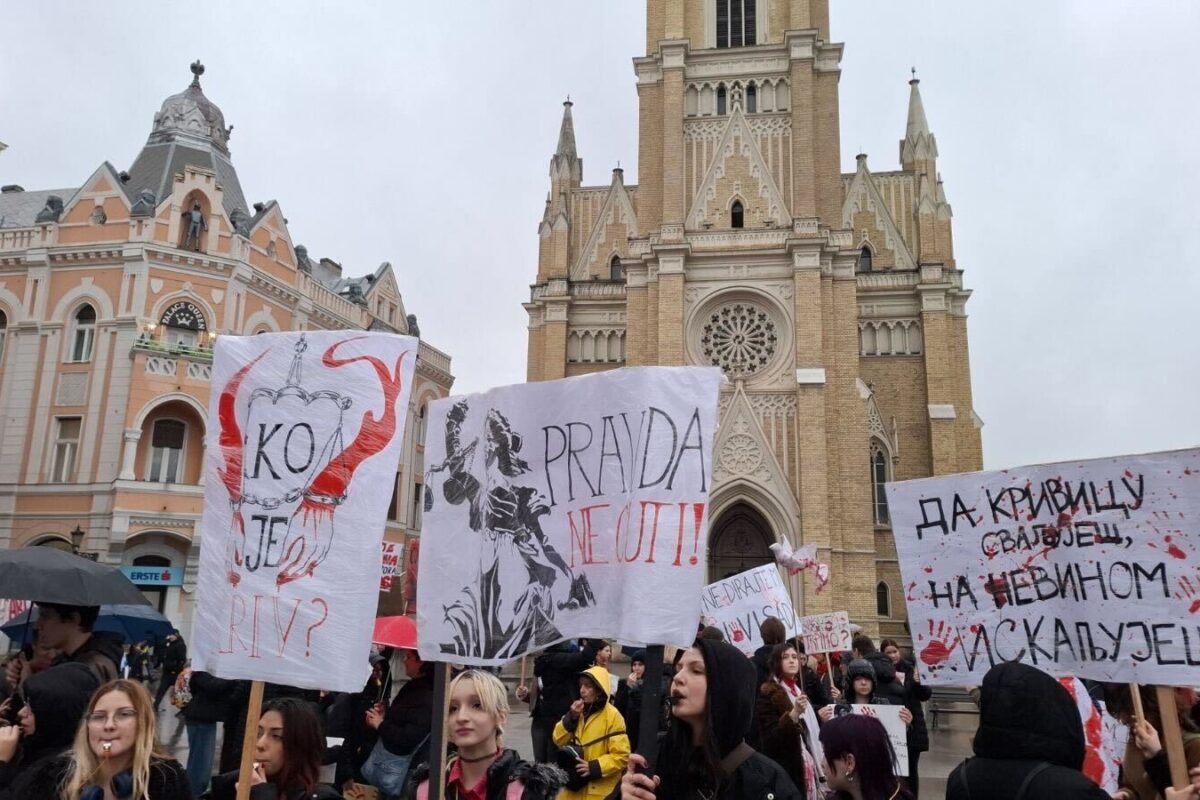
[15,678,190,799]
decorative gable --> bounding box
[842,160,916,270]
[570,174,638,280]
[712,385,800,515]
[687,108,790,230]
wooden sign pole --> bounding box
[519,655,527,687]
[428,663,453,800]
[1154,685,1189,790]
[1129,682,1145,723]
[235,680,265,800]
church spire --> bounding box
[549,98,582,204]
[900,76,938,171]
[556,99,577,161]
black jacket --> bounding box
[407,749,567,800]
[14,755,191,800]
[206,771,340,800]
[892,659,931,753]
[652,640,801,800]
[0,663,99,799]
[861,651,906,706]
[379,671,434,757]
[163,638,188,675]
[60,631,124,685]
[532,640,598,721]
[182,671,235,724]
[946,662,1110,800]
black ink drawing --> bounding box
[426,400,595,659]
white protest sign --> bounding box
[799,611,851,655]
[886,448,1200,685]
[193,331,417,692]
[699,564,797,654]
[848,705,908,776]
[417,366,722,665]
[380,540,403,592]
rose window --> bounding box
[700,303,778,377]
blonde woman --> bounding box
[19,678,191,800]
[408,670,566,800]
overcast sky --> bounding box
[3,2,1198,473]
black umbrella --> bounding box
[0,547,152,607]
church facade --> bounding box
[524,0,982,641]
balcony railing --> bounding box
[131,333,214,363]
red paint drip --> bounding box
[691,503,704,566]
[1167,543,1188,560]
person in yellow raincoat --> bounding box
[552,664,630,800]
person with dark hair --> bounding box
[3,604,123,689]
[850,635,904,705]
[155,634,187,713]
[756,641,820,799]
[0,662,100,798]
[946,661,1111,800]
[619,639,801,800]
[820,660,912,726]
[1107,683,1200,800]
[880,639,930,796]
[751,618,787,689]
[208,696,339,799]
[819,713,912,800]
[518,639,600,763]
[365,650,433,796]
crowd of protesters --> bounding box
[2,603,1199,800]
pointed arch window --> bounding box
[746,83,757,113]
[69,304,96,363]
[0,309,7,366]
[148,418,185,483]
[876,582,891,617]
[870,438,891,525]
[858,246,874,273]
[609,255,623,281]
[731,201,744,229]
[716,0,757,48]
[717,85,727,116]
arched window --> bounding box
[609,255,623,281]
[0,309,7,365]
[876,582,891,617]
[731,200,744,229]
[148,419,185,483]
[715,0,757,48]
[69,304,96,362]
[746,83,757,113]
[858,246,873,273]
[716,86,727,116]
[871,440,890,525]
[159,301,207,350]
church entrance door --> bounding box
[707,502,774,582]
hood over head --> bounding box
[579,665,613,702]
[846,658,876,686]
[22,662,101,758]
[972,661,1085,769]
[695,639,756,757]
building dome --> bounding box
[148,61,231,154]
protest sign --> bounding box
[847,705,908,776]
[417,366,722,665]
[886,448,1200,685]
[1061,677,1124,793]
[799,611,851,655]
[700,564,797,654]
[192,331,417,692]
[381,540,403,592]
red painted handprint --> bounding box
[919,620,961,669]
[1173,572,1200,615]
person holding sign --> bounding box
[817,714,911,800]
[408,670,566,800]
[819,661,912,727]
[756,642,821,800]
[619,640,801,800]
[1107,684,1200,800]
[552,665,629,800]
[945,662,1111,800]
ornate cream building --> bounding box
[0,63,451,636]
[524,0,982,640]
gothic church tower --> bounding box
[525,0,982,640]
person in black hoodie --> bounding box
[849,635,904,705]
[0,662,100,799]
[946,661,1111,800]
[880,640,930,797]
[619,639,801,800]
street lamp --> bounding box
[69,525,86,554]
